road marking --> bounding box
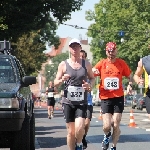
[142,119,150,122]
[146,129,150,131]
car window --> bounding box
[0,58,16,83]
[125,95,133,100]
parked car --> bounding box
[131,94,143,109]
[0,42,36,150]
[124,94,133,107]
[136,96,146,110]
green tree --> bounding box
[86,0,150,72]
[11,20,60,75]
[0,0,85,41]
[0,0,85,75]
[0,17,7,30]
[45,52,69,91]
[12,31,47,75]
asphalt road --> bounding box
[93,106,150,130]
[34,105,150,150]
[1,104,150,150]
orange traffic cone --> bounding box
[128,110,136,127]
[98,109,103,120]
[55,106,59,110]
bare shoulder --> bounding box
[57,60,66,73]
[58,61,66,69]
[59,61,66,67]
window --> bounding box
[0,58,16,83]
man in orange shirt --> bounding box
[92,42,132,150]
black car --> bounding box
[131,94,143,109]
[136,96,146,110]
[0,41,36,150]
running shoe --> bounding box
[110,147,116,150]
[102,131,111,150]
[75,144,83,150]
[48,115,51,119]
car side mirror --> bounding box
[22,76,36,86]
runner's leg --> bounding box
[111,113,122,147]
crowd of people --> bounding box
[33,38,150,150]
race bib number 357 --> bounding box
[67,86,85,101]
[104,77,119,90]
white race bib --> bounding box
[48,92,54,97]
[104,77,119,90]
[67,86,85,101]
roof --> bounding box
[46,38,67,57]
[80,39,88,45]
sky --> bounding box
[56,0,100,40]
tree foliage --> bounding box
[0,0,85,41]
[0,0,85,75]
[45,52,69,91]
[12,31,47,75]
[86,0,150,72]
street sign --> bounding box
[119,30,125,37]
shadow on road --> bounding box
[36,136,67,148]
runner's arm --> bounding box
[86,61,95,88]
[45,87,48,95]
[54,87,58,95]
[54,62,65,87]
[133,59,144,84]
[92,60,103,76]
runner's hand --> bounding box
[62,74,70,81]
[82,80,91,91]
[92,68,100,75]
[138,77,144,85]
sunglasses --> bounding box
[70,43,81,48]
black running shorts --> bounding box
[86,105,93,120]
[47,98,55,107]
[62,103,87,123]
[101,96,124,114]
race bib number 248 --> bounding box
[104,77,119,90]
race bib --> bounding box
[48,92,54,97]
[67,86,85,101]
[104,77,119,90]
